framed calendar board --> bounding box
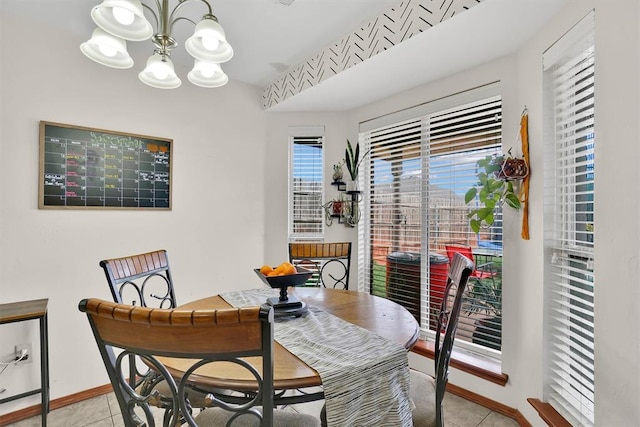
[39,121,172,210]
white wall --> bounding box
[590,0,640,424]
[0,11,267,414]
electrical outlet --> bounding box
[14,343,32,365]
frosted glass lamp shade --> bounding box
[185,17,233,63]
[138,53,181,89]
[91,0,153,41]
[188,60,229,88]
[80,28,134,69]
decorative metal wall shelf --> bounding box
[323,181,362,227]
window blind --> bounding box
[289,127,324,240]
[427,98,502,354]
[361,90,503,358]
[543,10,595,426]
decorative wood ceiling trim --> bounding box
[262,0,483,109]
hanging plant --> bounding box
[464,153,525,234]
[496,156,529,181]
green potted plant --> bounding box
[464,153,524,233]
[344,139,370,190]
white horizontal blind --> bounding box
[427,97,502,353]
[362,91,503,358]
[365,118,423,320]
[289,129,324,240]
[543,10,595,426]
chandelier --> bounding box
[81,0,233,89]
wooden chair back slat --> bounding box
[81,298,265,356]
[289,242,352,290]
[99,249,177,309]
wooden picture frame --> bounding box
[39,121,172,210]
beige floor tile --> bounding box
[443,393,492,427]
[4,389,520,427]
[477,411,520,427]
[81,418,114,427]
[105,392,119,417]
[46,395,112,427]
[111,415,124,427]
[3,417,42,427]
[5,395,112,427]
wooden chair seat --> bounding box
[409,369,436,427]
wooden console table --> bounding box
[0,299,49,426]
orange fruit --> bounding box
[273,262,296,275]
[283,263,297,275]
[260,265,274,276]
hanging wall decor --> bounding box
[519,108,531,240]
[39,121,172,210]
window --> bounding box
[360,85,503,359]
[289,126,324,240]
[543,11,595,426]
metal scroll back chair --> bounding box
[99,249,178,394]
[288,242,352,290]
[79,298,320,427]
[444,244,496,285]
[410,252,474,427]
[99,249,177,309]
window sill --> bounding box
[410,339,508,386]
[527,398,573,427]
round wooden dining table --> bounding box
[160,287,419,403]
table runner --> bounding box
[221,288,412,427]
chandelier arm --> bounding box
[178,0,214,15]
[169,16,196,35]
[169,0,213,27]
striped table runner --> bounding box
[221,288,412,427]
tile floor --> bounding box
[5,390,519,427]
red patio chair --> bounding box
[444,244,497,284]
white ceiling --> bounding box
[3,0,566,111]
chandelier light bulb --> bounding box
[112,6,135,25]
[147,55,171,80]
[188,60,228,88]
[151,64,169,80]
[98,44,118,57]
[201,36,220,52]
[91,0,152,41]
[199,62,216,78]
[139,53,181,89]
[80,27,133,68]
[185,15,233,63]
